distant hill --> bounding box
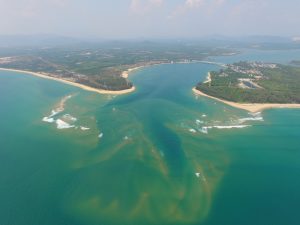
[0,34,298,48]
[0,35,84,47]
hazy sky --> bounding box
[0,0,299,38]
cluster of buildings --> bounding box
[225,61,278,79]
[0,57,15,64]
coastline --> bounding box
[0,68,135,95]
[193,88,300,112]
[121,60,218,79]
[121,66,144,78]
[203,72,211,84]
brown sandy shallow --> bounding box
[192,88,300,113]
[0,68,135,95]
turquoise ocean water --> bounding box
[0,50,300,225]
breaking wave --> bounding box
[42,117,55,123]
[56,119,75,129]
[196,119,204,125]
[80,126,90,131]
[205,125,250,129]
[199,127,208,134]
[42,95,73,124]
[238,111,263,123]
[249,112,262,117]
[62,114,77,122]
[189,129,197,133]
[49,109,61,118]
[238,115,264,123]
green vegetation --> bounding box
[196,61,300,103]
[0,41,235,91]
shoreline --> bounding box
[203,72,211,84]
[121,60,221,79]
[0,68,135,95]
[0,60,226,96]
[192,88,300,112]
[121,66,144,78]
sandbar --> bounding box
[193,88,300,112]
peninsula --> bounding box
[0,68,135,95]
[0,41,235,94]
[194,61,300,112]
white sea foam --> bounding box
[80,126,90,131]
[204,125,250,130]
[41,95,77,129]
[215,125,250,129]
[189,129,197,133]
[42,117,55,123]
[196,119,204,125]
[195,172,207,181]
[49,110,61,117]
[249,111,262,117]
[56,119,75,129]
[42,109,61,123]
[62,114,77,122]
[199,127,208,134]
[238,117,264,123]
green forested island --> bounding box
[196,61,300,103]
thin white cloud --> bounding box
[185,0,205,8]
[130,0,164,14]
[169,0,225,19]
[0,0,71,18]
[0,0,299,38]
